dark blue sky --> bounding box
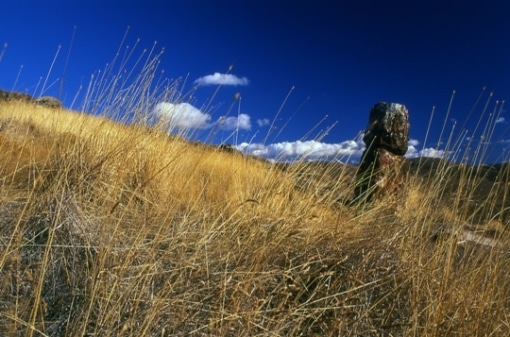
[1,0,508,162]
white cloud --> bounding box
[405,138,449,159]
[418,148,449,158]
[407,138,420,147]
[236,137,365,162]
[406,147,449,159]
[217,113,251,131]
[257,118,271,127]
[495,117,506,124]
[154,102,211,129]
[194,72,249,86]
[154,102,252,132]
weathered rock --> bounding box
[353,102,410,202]
[363,102,409,155]
[0,89,34,103]
[35,96,62,109]
[0,89,62,109]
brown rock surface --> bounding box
[0,88,62,109]
[354,102,410,202]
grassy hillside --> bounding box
[1,98,510,336]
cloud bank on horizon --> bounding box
[153,99,448,163]
[194,72,249,86]
[236,138,448,163]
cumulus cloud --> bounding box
[154,102,211,129]
[217,113,251,131]
[405,138,449,159]
[405,147,449,159]
[194,72,249,86]
[236,137,365,162]
[154,102,251,132]
[407,139,420,147]
[257,118,271,127]
[495,117,506,124]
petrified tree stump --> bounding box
[353,102,410,202]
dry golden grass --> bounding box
[1,99,510,336]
